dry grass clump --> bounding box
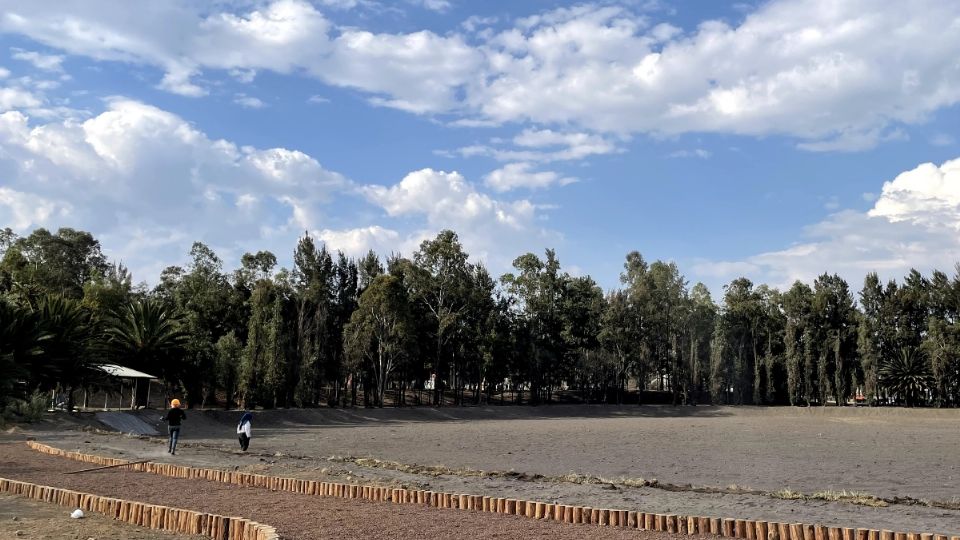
[771,488,888,507]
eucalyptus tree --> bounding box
[560,275,605,401]
[857,273,885,404]
[783,281,814,405]
[241,279,273,408]
[501,249,566,404]
[408,231,473,405]
[0,228,108,300]
[344,274,415,407]
[331,252,359,406]
[811,273,858,405]
[644,261,686,400]
[168,243,239,406]
[291,234,335,406]
[619,251,652,393]
[599,290,634,404]
[684,283,717,405]
[717,278,763,404]
[216,331,242,408]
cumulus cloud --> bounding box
[693,157,960,290]
[0,99,347,280]
[484,162,576,192]
[0,187,72,229]
[0,0,479,108]
[361,168,557,267]
[2,0,958,146]
[315,225,401,257]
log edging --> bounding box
[26,441,959,540]
[0,473,279,540]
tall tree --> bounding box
[344,275,414,407]
[783,281,814,405]
[502,249,566,404]
[0,228,108,299]
[409,231,472,405]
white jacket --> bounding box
[237,421,251,438]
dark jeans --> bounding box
[238,433,250,451]
[168,426,181,453]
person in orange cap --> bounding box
[161,398,186,455]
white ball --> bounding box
[70,509,84,519]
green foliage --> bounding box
[880,348,933,406]
[1,390,49,425]
[103,299,187,387]
[6,225,960,410]
[344,274,414,407]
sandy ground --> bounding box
[0,493,205,540]
[0,444,686,540]
[10,405,960,535]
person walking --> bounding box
[162,399,186,455]
[236,412,252,451]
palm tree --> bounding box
[0,300,48,405]
[879,347,932,407]
[35,296,106,409]
[104,299,187,389]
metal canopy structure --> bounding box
[93,364,158,410]
[96,364,157,380]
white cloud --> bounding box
[11,48,64,72]
[0,99,348,281]
[0,86,41,110]
[450,129,620,165]
[315,225,400,257]
[693,157,960,290]
[361,168,557,267]
[667,148,711,159]
[0,0,479,109]
[484,162,576,192]
[0,187,71,229]
[233,94,266,108]
[307,94,330,104]
[3,0,957,148]
[410,0,451,13]
[869,158,960,228]
[470,1,960,147]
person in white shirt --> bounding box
[237,412,252,451]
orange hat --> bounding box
[171,399,181,408]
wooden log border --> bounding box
[26,441,959,540]
[0,475,279,540]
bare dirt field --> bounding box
[0,443,684,540]
[9,405,960,535]
[0,493,205,540]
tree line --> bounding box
[1,226,958,413]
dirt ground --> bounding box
[0,493,205,540]
[0,444,686,540]
[10,405,960,535]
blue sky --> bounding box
[0,0,958,297]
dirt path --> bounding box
[0,443,690,540]
[0,493,205,540]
